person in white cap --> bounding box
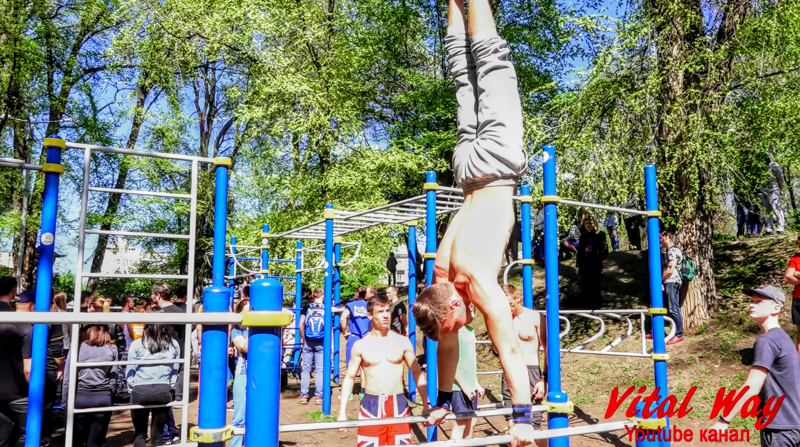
[710,285,800,446]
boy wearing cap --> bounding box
[710,285,800,446]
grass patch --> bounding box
[301,410,338,423]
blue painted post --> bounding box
[333,238,342,384]
[245,278,283,447]
[407,218,418,403]
[542,145,570,447]
[322,204,335,415]
[24,136,63,447]
[520,184,533,309]
[229,236,237,309]
[424,171,438,442]
[198,156,231,447]
[261,224,270,276]
[643,165,669,447]
[294,241,303,367]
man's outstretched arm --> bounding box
[426,333,458,425]
[337,344,363,430]
[404,339,430,412]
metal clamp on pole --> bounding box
[631,417,667,430]
[648,308,667,315]
[540,195,561,204]
[544,400,575,414]
[190,426,234,443]
[423,253,436,260]
[650,353,670,361]
[241,310,293,327]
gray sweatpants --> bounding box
[446,32,526,192]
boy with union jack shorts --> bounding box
[338,295,429,445]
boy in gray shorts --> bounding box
[414,0,536,445]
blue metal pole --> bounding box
[198,157,231,447]
[333,238,342,384]
[645,165,669,447]
[322,204,334,415]
[520,184,533,309]
[407,218,418,403]
[261,224,270,276]
[245,278,283,447]
[294,241,303,367]
[229,236,237,309]
[543,145,569,447]
[424,171,438,442]
[24,136,63,447]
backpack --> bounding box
[304,303,325,340]
[679,254,697,282]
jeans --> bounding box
[0,398,27,447]
[665,282,684,338]
[74,392,112,447]
[130,384,173,447]
[230,371,247,447]
[736,205,747,237]
[300,339,324,398]
[161,410,178,442]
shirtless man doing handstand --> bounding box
[502,285,547,447]
[410,0,534,444]
[338,295,430,445]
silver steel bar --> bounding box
[88,186,191,200]
[339,209,420,221]
[332,195,426,221]
[565,313,605,351]
[503,260,526,284]
[66,142,215,164]
[438,186,463,194]
[600,313,633,352]
[477,371,502,376]
[81,273,189,279]
[414,420,636,447]
[181,159,199,445]
[475,340,493,345]
[0,312,241,325]
[72,401,186,413]
[559,350,651,358]
[232,407,548,434]
[559,199,648,216]
[272,219,327,238]
[0,159,41,171]
[67,146,93,445]
[76,358,186,367]
[338,215,416,226]
[477,403,506,409]
[84,229,191,240]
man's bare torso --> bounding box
[514,307,542,366]
[356,331,409,396]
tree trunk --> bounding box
[785,163,798,224]
[85,76,151,293]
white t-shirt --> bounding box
[665,246,683,284]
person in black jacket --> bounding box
[386,253,398,286]
[576,215,608,310]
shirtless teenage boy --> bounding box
[338,296,430,445]
[410,0,534,443]
[502,285,547,447]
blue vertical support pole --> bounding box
[294,241,303,367]
[228,236,237,309]
[246,278,284,447]
[423,171,438,442]
[25,136,64,447]
[520,184,534,309]
[542,145,570,447]
[261,224,270,277]
[197,156,231,447]
[322,204,335,415]
[640,165,669,447]
[333,237,342,384]
[406,217,418,402]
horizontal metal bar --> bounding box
[85,229,190,240]
[76,358,186,367]
[477,371,502,376]
[438,186,463,194]
[266,275,296,280]
[477,403,506,409]
[88,186,191,200]
[80,273,189,279]
[559,199,648,216]
[235,257,261,261]
[72,401,185,413]
[560,349,651,358]
[66,142,215,164]
[475,340,493,345]
[0,158,42,171]
[268,259,295,263]
[246,407,546,434]
[0,312,241,325]
[414,420,635,447]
